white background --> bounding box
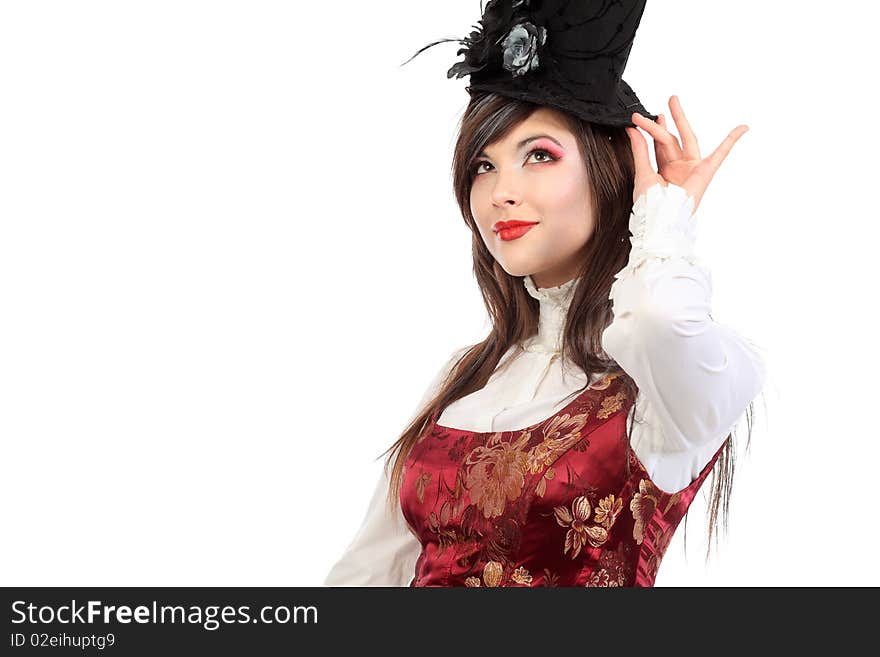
[1,1,876,586]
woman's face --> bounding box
[469,107,595,289]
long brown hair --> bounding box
[380,91,755,563]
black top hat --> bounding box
[403,0,657,128]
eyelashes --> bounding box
[471,148,559,176]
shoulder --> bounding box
[417,345,472,404]
[437,345,472,382]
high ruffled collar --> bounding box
[522,274,580,354]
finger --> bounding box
[632,112,681,151]
[669,95,701,160]
[626,126,654,182]
[632,112,682,163]
[703,124,749,176]
[654,113,673,168]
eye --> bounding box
[527,148,557,164]
[472,160,492,176]
[471,148,558,177]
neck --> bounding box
[522,274,580,354]
[529,271,580,289]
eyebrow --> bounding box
[476,134,563,159]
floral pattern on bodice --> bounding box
[400,372,723,587]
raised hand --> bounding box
[626,95,749,213]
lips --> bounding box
[493,220,539,233]
[495,222,537,242]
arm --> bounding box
[601,182,767,456]
[322,461,422,587]
[323,346,467,586]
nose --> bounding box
[489,168,524,208]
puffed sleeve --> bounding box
[601,182,767,460]
[323,346,467,586]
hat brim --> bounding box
[466,78,657,128]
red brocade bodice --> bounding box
[399,372,723,587]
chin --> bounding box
[493,257,542,279]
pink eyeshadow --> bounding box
[532,139,564,158]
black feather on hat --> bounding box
[402,0,657,128]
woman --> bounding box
[324,0,766,587]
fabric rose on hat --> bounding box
[442,0,535,79]
[501,21,547,77]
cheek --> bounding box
[540,167,590,212]
[469,186,493,237]
[536,169,595,236]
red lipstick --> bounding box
[493,220,538,241]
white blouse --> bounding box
[323,181,768,587]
